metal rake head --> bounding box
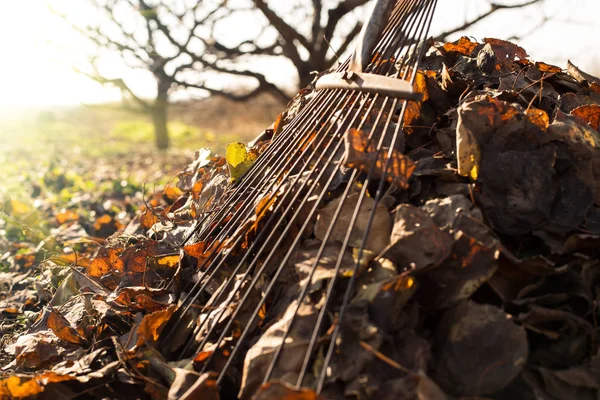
[159,0,438,397]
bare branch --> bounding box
[75,64,152,112]
[252,0,312,51]
[434,0,543,41]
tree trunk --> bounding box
[152,90,169,150]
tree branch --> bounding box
[76,64,152,112]
[251,0,312,51]
[434,0,543,41]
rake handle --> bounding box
[349,0,397,73]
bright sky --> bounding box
[1,0,599,108]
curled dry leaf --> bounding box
[434,301,528,396]
[239,301,318,399]
[525,108,550,130]
[441,36,478,58]
[567,60,600,86]
[483,38,528,70]
[0,372,76,399]
[169,370,219,400]
[140,209,160,230]
[122,305,176,350]
[314,191,392,254]
[48,309,89,346]
[343,128,416,189]
[384,204,453,271]
[571,104,600,131]
[252,381,321,400]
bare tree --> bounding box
[58,0,547,149]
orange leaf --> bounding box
[135,305,176,347]
[191,179,204,201]
[93,214,113,231]
[442,36,478,57]
[183,241,223,267]
[571,104,600,131]
[55,209,79,225]
[183,241,208,259]
[0,372,75,398]
[525,108,550,130]
[163,185,184,202]
[272,112,284,136]
[403,71,429,133]
[48,309,88,345]
[0,375,44,398]
[140,209,159,230]
[87,247,123,277]
[253,381,321,400]
[154,255,180,269]
[536,62,562,74]
[343,128,416,189]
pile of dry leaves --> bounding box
[2,37,600,399]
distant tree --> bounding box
[58,0,547,149]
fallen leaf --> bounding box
[315,191,392,254]
[226,142,257,182]
[441,36,478,57]
[48,309,89,345]
[483,38,528,70]
[134,305,176,348]
[526,108,550,130]
[434,301,528,396]
[252,381,321,400]
[384,204,453,271]
[571,104,600,131]
[567,60,600,86]
[343,128,416,188]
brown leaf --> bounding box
[483,38,528,70]
[11,330,64,368]
[172,371,220,400]
[416,231,499,309]
[567,60,600,86]
[140,209,160,230]
[134,305,176,348]
[571,104,600,131]
[183,241,223,268]
[343,128,416,189]
[549,109,600,148]
[48,309,89,345]
[251,381,321,400]
[239,302,318,398]
[434,301,528,396]
[384,204,453,271]
[314,192,392,254]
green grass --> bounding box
[0,96,283,246]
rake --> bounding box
[159,0,438,396]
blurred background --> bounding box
[0,0,598,214]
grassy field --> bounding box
[0,94,284,266]
[0,94,284,198]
